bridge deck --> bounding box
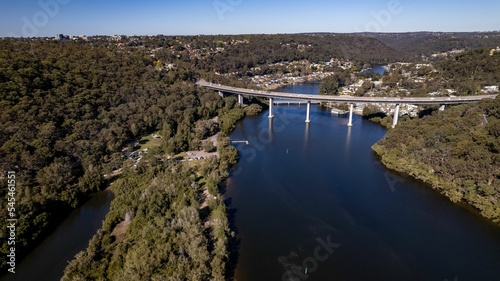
[196,80,497,105]
[274,99,321,105]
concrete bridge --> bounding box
[196,80,497,127]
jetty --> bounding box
[230,139,249,145]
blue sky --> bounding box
[1,0,499,37]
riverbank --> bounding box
[0,178,109,277]
[372,142,500,226]
[371,96,500,226]
[0,189,114,281]
[60,103,253,280]
[61,144,237,280]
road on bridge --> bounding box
[196,79,497,105]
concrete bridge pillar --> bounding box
[218,91,224,98]
[392,104,400,128]
[305,101,311,123]
[439,104,446,111]
[347,103,354,127]
[269,98,274,119]
[238,94,243,106]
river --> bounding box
[1,190,113,281]
[226,82,500,281]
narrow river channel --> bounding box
[226,82,500,281]
[1,190,113,281]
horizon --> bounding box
[3,30,500,39]
[1,0,499,38]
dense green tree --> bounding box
[0,38,232,271]
[373,96,500,224]
[63,154,233,280]
[319,70,351,95]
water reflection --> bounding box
[268,116,273,142]
[304,122,310,148]
[345,126,352,153]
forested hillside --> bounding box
[147,34,403,76]
[368,32,500,58]
[0,39,222,270]
[436,48,500,94]
[214,34,402,68]
[373,97,500,224]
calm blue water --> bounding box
[226,82,500,281]
[372,65,388,75]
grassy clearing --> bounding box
[137,133,163,151]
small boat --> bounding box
[331,108,347,115]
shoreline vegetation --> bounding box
[62,103,257,280]
[61,138,237,280]
[372,96,500,225]
[60,99,255,280]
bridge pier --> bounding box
[439,104,446,111]
[305,101,311,123]
[347,103,354,127]
[392,104,400,128]
[268,98,274,118]
[218,91,224,98]
[238,94,243,106]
